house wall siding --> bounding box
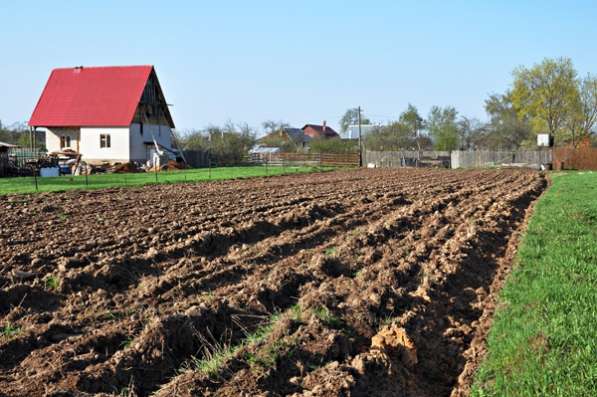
[44,125,172,163]
[45,128,80,152]
[79,127,130,162]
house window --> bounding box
[60,135,71,149]
[100,134,111,148]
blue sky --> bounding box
[1,1,596,133]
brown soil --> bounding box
[0,168,546,397]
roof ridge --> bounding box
[51,65,154,72]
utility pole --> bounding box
[415,117,421,168]
[358,106,363,167]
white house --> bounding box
[29,65,175,164]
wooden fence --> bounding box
[364,150,451,168]
[178,147,597,171]
[553,146,597,170]
[181,150,360,168]
[451,150,552,169]
[250,152,360,167]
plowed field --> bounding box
[0,169,546,397]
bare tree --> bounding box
[261,120,290,135]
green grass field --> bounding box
[0,165,331,195]
[473,171,597,397]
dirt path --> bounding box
[0,168,546,397]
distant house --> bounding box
[302,121,340,140]
[259,127,311,149]
[29,65,175,164]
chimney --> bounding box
[322,120,327,132]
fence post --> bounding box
[33,167,39,192]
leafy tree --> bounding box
[427,106,459,151]
[339,108,370,133]
[399,104,426,150]
[363,105,432,151]
[456,116,487,150]
[364,123,409,151]
[511,57,579,142]
[482,93,533,149]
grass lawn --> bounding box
[0,165,333,195]
[472,171,597,396]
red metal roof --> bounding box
[29,65,154,127]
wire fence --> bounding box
[0,165,332,195]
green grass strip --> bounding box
[472,171,597,397]
[0,165,336,195]
[188,312,283,376]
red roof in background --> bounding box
[302,124,340,139]
[29,65,153,127]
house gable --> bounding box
[132,69,175,128]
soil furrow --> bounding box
[0,169,546,397]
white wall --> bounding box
[45,128,79,152]
[130,123,173,161]
[44,125,171,163]
[79,127,130,162]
